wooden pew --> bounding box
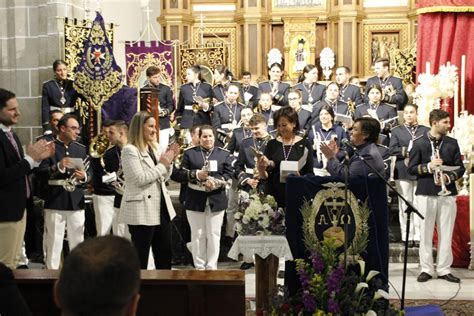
[13,269,246,316]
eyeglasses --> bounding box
[66,126,81,131]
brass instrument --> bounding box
[347,99,355,116]
[192,96,211,113]
[383,84,396,98]
[388,155,397,184]
[431,148,451,196]
[63,158,90,192]
[89,133,110,159]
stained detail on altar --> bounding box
[300,182,370,259]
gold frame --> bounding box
[192,25,237,75]
[362,23,409,78]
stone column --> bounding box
[0,0,84,144]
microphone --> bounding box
[341,139,357,151]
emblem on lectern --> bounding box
[300,182,370,259]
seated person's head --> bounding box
[352,117,381,145]
[54,236,141,316]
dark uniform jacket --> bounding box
[212,81,243,103]
[173,146,233,212]
[0,129,32,222]
[389,124,430,180]
[326,142,385,178]
[227,127,252,155]
[308,123,348,169]
[176,81,213,128]
[354,103,398,136]
[211,101,244,134]
[235,135,272,191]
[292,82,326,105]
[407,133,464,196]
[310,99,349,126]
[258,81,290,106]
[241,84,259,108]
[376,144,391,179]
[90,156,115,196]
[41,79,79,132]
[339,83,363,105]
[257,108,275,131]
[35,138,88,211]
[140,83,174,130]
[296,108,312,135]
[365,75,408,110]
[103,145,123,209]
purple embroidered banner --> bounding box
[125,41,175,92]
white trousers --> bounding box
[226,180,239,238]
[186,206,225,270]
[159,128,171,151]
[416,195,456,276]
[92,194,115,236]
[396,180,420,241]
[44,209,85,269]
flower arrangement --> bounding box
[234,191,286,236]
[450,112,474,155]
[272,238,398,316]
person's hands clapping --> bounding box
[27,139,55,162]
[319,139,339,160]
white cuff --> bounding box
[24,155,40,169]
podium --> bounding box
[284,175,389,295]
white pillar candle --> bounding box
[461,55,466,112]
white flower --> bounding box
[366,270,380,282]
[239,191,250,202]
[358,260,365,276]
[373,289,390,300]
[234,222,242,233]
[355,282,368,294]
[365,310,377,316]
[242,215,250,224]
[258,213,270,228]
[234,212,243,220]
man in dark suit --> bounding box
[140,66,175,150]
[240,71,259,108]
[0,88,54,269]
[335,66,364,105]
[408,109,464,284]
[365,58,408,110]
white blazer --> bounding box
[119,144,173,226]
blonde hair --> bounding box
[128,111,157,152]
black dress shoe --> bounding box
[417,272,432,282]
[438,273,460,283]
[16,265,29,269]
[240,262,254,270]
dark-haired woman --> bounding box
[257,107,314,208]
[258,63,290,107]
[287,89,312,136]
[320,117,385,178]
[176,65,214,131]
[174,125,233,270]
[292,64,326,107]
[310,82,350,127]
[41,59,80,133]
[308,105,348,175]
[212,65,243,103]
[354,84,397,145]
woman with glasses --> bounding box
[119,111,179,269]
[287,89,312,136]
[174,125,233,270]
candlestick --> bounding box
[461,55,466,112]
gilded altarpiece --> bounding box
[192,25,237,76]
[362,23,409,78]
[283,19,317,81]
[179,43,227,85]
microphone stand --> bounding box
[350,147,424,311]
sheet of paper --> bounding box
[69,158,85,170]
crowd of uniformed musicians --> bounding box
[0,55,465,283]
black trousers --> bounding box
[128,202,172,269]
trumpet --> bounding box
[192,96,211,113]
[431,148,451,196]
[63,158,90,192]
[388,155,397,184]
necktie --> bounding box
[5,130,31,198]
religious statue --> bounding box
[294,38,307,72]
[371,36,379,65]
[379,36,389,59]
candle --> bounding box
[470,174,474,234]
[426,62,430,74]
[461,55,466,112]
[454,77,459,128]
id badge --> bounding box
[208,160,218,172]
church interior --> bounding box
[1,0,473,315]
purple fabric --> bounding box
[101,85,137,124]
[124,41,175,90]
